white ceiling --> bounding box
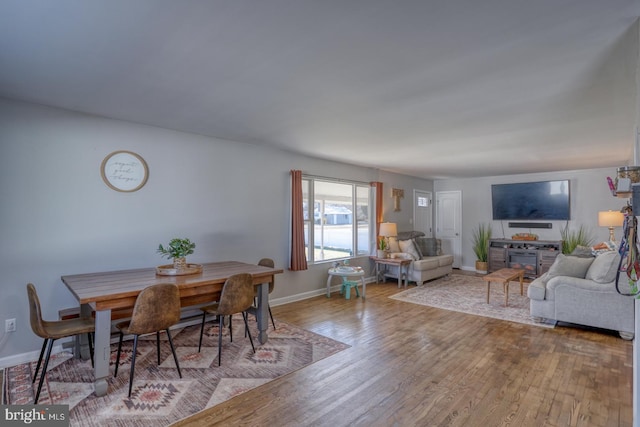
[1,0,639,179]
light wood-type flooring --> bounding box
[173,273,633,427]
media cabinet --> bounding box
[487,238,562,279]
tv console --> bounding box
[488,239,562,279]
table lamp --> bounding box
[379,222,398,257]
[598,210,624,242]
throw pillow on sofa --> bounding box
[399,239,421,260]
[414,237,439,257]
[585,250,620,283]
[546,254,595,280]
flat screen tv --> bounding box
[491,180,570,221]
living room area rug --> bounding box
[2,317,349,426]
[390,273,555,328]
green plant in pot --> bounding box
[157,238,196,270]
[472,223,492,274]
[377,236,388,258]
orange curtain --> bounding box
[371,181,383,236]
[290,170,308,271]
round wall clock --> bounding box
[100,150,149,192]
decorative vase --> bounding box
[377,250,386,259]
[475,260,488,274]
[173,257,187,270]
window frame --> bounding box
[302,175,373,264]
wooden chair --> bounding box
[27,283,95,404]
[198,273,256,365]
[256,258,276,329]
[114,283,182,397]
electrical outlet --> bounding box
[5,318,16,333]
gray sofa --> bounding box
[385,234,453,286]
[527,251,635,339]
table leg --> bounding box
[256,282,269,344]
[504,281,509,307]
[93,309,111,397]
[519,273,524,295]
[404,264,409,288]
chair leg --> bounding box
[128,335,139,398]
[34,339,54,404]
[217,315,223,366]
[198,311,207,352]
[268,305,276,329]
[156,331,161,365]
[87,333,94,368]
[242,311,256,353]
[32,339,47,383]
[229,315,233,343]
[114,331,124,377]
[165,328,182,378]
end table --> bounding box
[369,256,412,288]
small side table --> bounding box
[327,267,366,299]
[369,256,412,288]
[481,268,525,307]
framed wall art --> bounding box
[100,150,149,192]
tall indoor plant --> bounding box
[472,223,492,274]
[560,224,594,254]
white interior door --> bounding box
[413,190,432,237]
[436,190,462,268]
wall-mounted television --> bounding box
[491,180,570,221]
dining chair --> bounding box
[27,283,95,404]
[198,273,256,365]
[255,258,276,329]
[114,283,182,397]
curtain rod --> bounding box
[302,173,370,186]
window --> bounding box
[302,176,372,263]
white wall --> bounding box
[0,98,434,360]
[434,169,626,271]
[0,97,627,363]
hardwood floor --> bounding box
[173,274,633,427]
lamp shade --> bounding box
[379,222,398,237]
[598,211,624,227]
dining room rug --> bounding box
[3,317,349,426]
[390,273,555,328]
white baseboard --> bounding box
[269,276,377,307]
[0,342,68,370]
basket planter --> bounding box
[475,260,488,274]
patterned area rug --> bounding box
[390,273,555,328]
[3,317,349,426]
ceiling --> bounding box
[1,1,639,179]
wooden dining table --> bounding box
[61,260,283,397]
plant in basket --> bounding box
[472,223,492,274]
[157,238,196,269]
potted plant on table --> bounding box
[377,236,388,258]
[157,238,196,270]
[472,223,492,274]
